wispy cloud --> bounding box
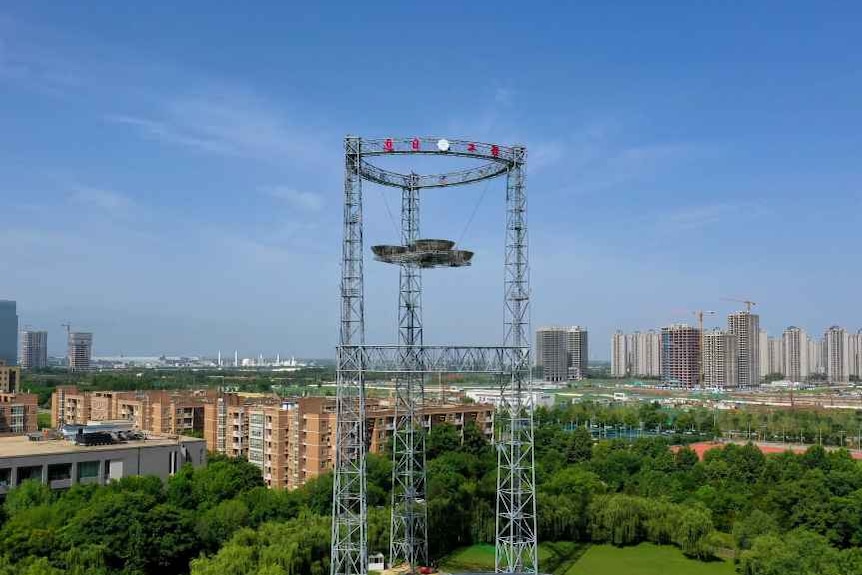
[263,186,324,211]
[659,202,758,231]
[70,185,134,213]
[106,89,328,166]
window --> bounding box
[48,463,72,481]
[16,465,43,485]
[77,460,100,480]
[0,468,10,487]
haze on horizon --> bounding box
[2,3,861,359]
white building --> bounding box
[464,388,554,409]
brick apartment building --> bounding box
[51,387,215,436]
[204,393,494,490]
[0,361,37,436]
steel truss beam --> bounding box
[338,345,528,374]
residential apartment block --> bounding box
[20,330,48,370]
[0,393,38,436]
[68,332,93,371]
[703,330,738,388]
[51,387,214,435]
[0,361,20,393]
[204,393,494,490]
[536,326,589,381]
[825,326,851,384]
[728,312,760,387]
[611,330,661,378]
[783,326,810,383]
[661,324,700,387]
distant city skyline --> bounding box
[4,4,862,358]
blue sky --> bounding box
[2,3,861,359]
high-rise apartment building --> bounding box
[782,327,809,383]
[536,326,589,381]
[703,330,738,388]
[758,331,784,378]
[20,330,48,370]
[850,330,862,381]
[661,324,700,387]
[728,311,760,387]
[611,330,661,378]
[808,337,825,376]
[567,327,589,380]
[767,337,784,377]
[611,331,627,377]
[634,330,662,377]
[68,332,93,371]
[0,301,17,366]
[825,326,850,384]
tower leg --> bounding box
[332,136,368,575]
[496,148,538,574]
[390,177,428,571]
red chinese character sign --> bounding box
[384,138,394,152]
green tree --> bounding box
[196,499,251,552]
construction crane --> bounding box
[722,297,757,312]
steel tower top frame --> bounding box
[332,135,537,575]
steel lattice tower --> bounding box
[332,136,537,575]
[332,136,367,575]
[495,147,538,574]
[389,175,429,570]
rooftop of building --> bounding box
[0,433,203,459]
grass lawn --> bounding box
[439,541,582,574]
[565,543,735,575]
[440,543,734,575]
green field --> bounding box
[440,543,734,575]
[565,544,733,575]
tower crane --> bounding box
[722,297,757,312]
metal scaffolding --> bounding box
[332,136,537,575]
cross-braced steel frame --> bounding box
[389,175,429,569]
[332,136,537,575]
